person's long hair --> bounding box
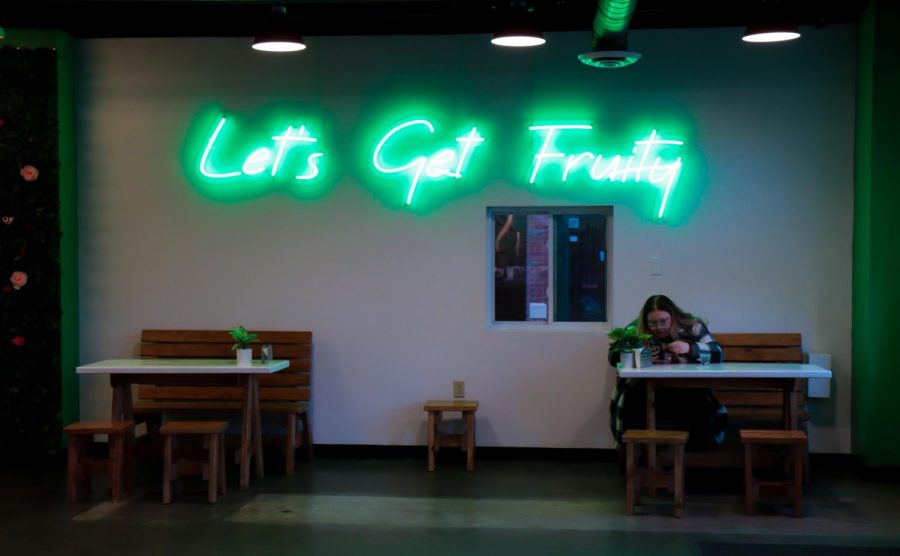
[636,294,702,341]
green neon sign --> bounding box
[528,126,683,218]
[185,109,690,220]
[371,119,485,205]
[199,117,324,182]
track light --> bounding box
[491,1,545,48]
[252,5,306,52]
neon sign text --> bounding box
[372,119,485,205]
[199,117,324,181]
[528,126,683,218]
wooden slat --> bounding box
[715,391,785,406]
[134,400,308,413]
[138,386,246,400]
[139,385,310,402]
[257,374,310,387]
[142,329,311,344]
[140,343,311,359]
[722,346,803,363]
[717,333,801,348]
[739,429,807,444]
[622,429,689,444]
[64,421,136,435]
[159,421,228,434]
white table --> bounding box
[618,363,832,469]
[77,358,289,490]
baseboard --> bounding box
[312,444,619,462]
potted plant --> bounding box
[230,325,259,367]
[607,325,652,369]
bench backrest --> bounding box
[715,332,805,416]
[137,329,312,404]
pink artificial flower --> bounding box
[1,216,12,225]
[20,165,39,182]
[12,336,25,347]
[10,271,27,290]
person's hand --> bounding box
[665,340,691,355]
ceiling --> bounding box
[1,0,868,40]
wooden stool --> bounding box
[740,429,807,518]
[63,421,135,504]
[622,429,689,518]
[424,400,478,472]
[159,421,228,504]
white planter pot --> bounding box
[236,348,253,367]
[633,347,644,368]
[620,350,635,369]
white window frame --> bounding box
[486,206,613,332]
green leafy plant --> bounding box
[230,325,259,350]
[607,325,652,353]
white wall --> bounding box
[76,26,855,452]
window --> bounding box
[489,207,610,325]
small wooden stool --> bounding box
[424,400,478,472]
[63,421,135,504]
[622,429,689,518]
[740,429,807,518]
[159,421,228,504]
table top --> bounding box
[76,358,289,375]
[618,362,831,379]
[424,400,478,411]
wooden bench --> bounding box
[692,332,810,468]
[133,329,313,474]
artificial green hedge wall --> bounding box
[0,46,62,459]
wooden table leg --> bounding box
[674,443,685,518]
[427,411,436,471]
[251,375,265,480]
[239,375,252,490]
[465,411,475,472]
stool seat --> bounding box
[64,421,135,504]
[425,400,478,472]
[161,420,228,504]
[622,428,688,518]
[740,428,807,518]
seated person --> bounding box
[608,294,726,451]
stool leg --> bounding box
[163,435,173,504]
[218,433,227,495]
[743,443,754,516]
[792,444,803,518]
[124,434,134,494]
[427,411,436,472]
[109,433,124,503]
[625,442,635,516]
[465,411,475,472]
[208,434,219,504]
[674,444,685,519]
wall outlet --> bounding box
[453,380,465,398]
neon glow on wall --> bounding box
[190,112,687,219]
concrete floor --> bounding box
[2,451,900,555]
